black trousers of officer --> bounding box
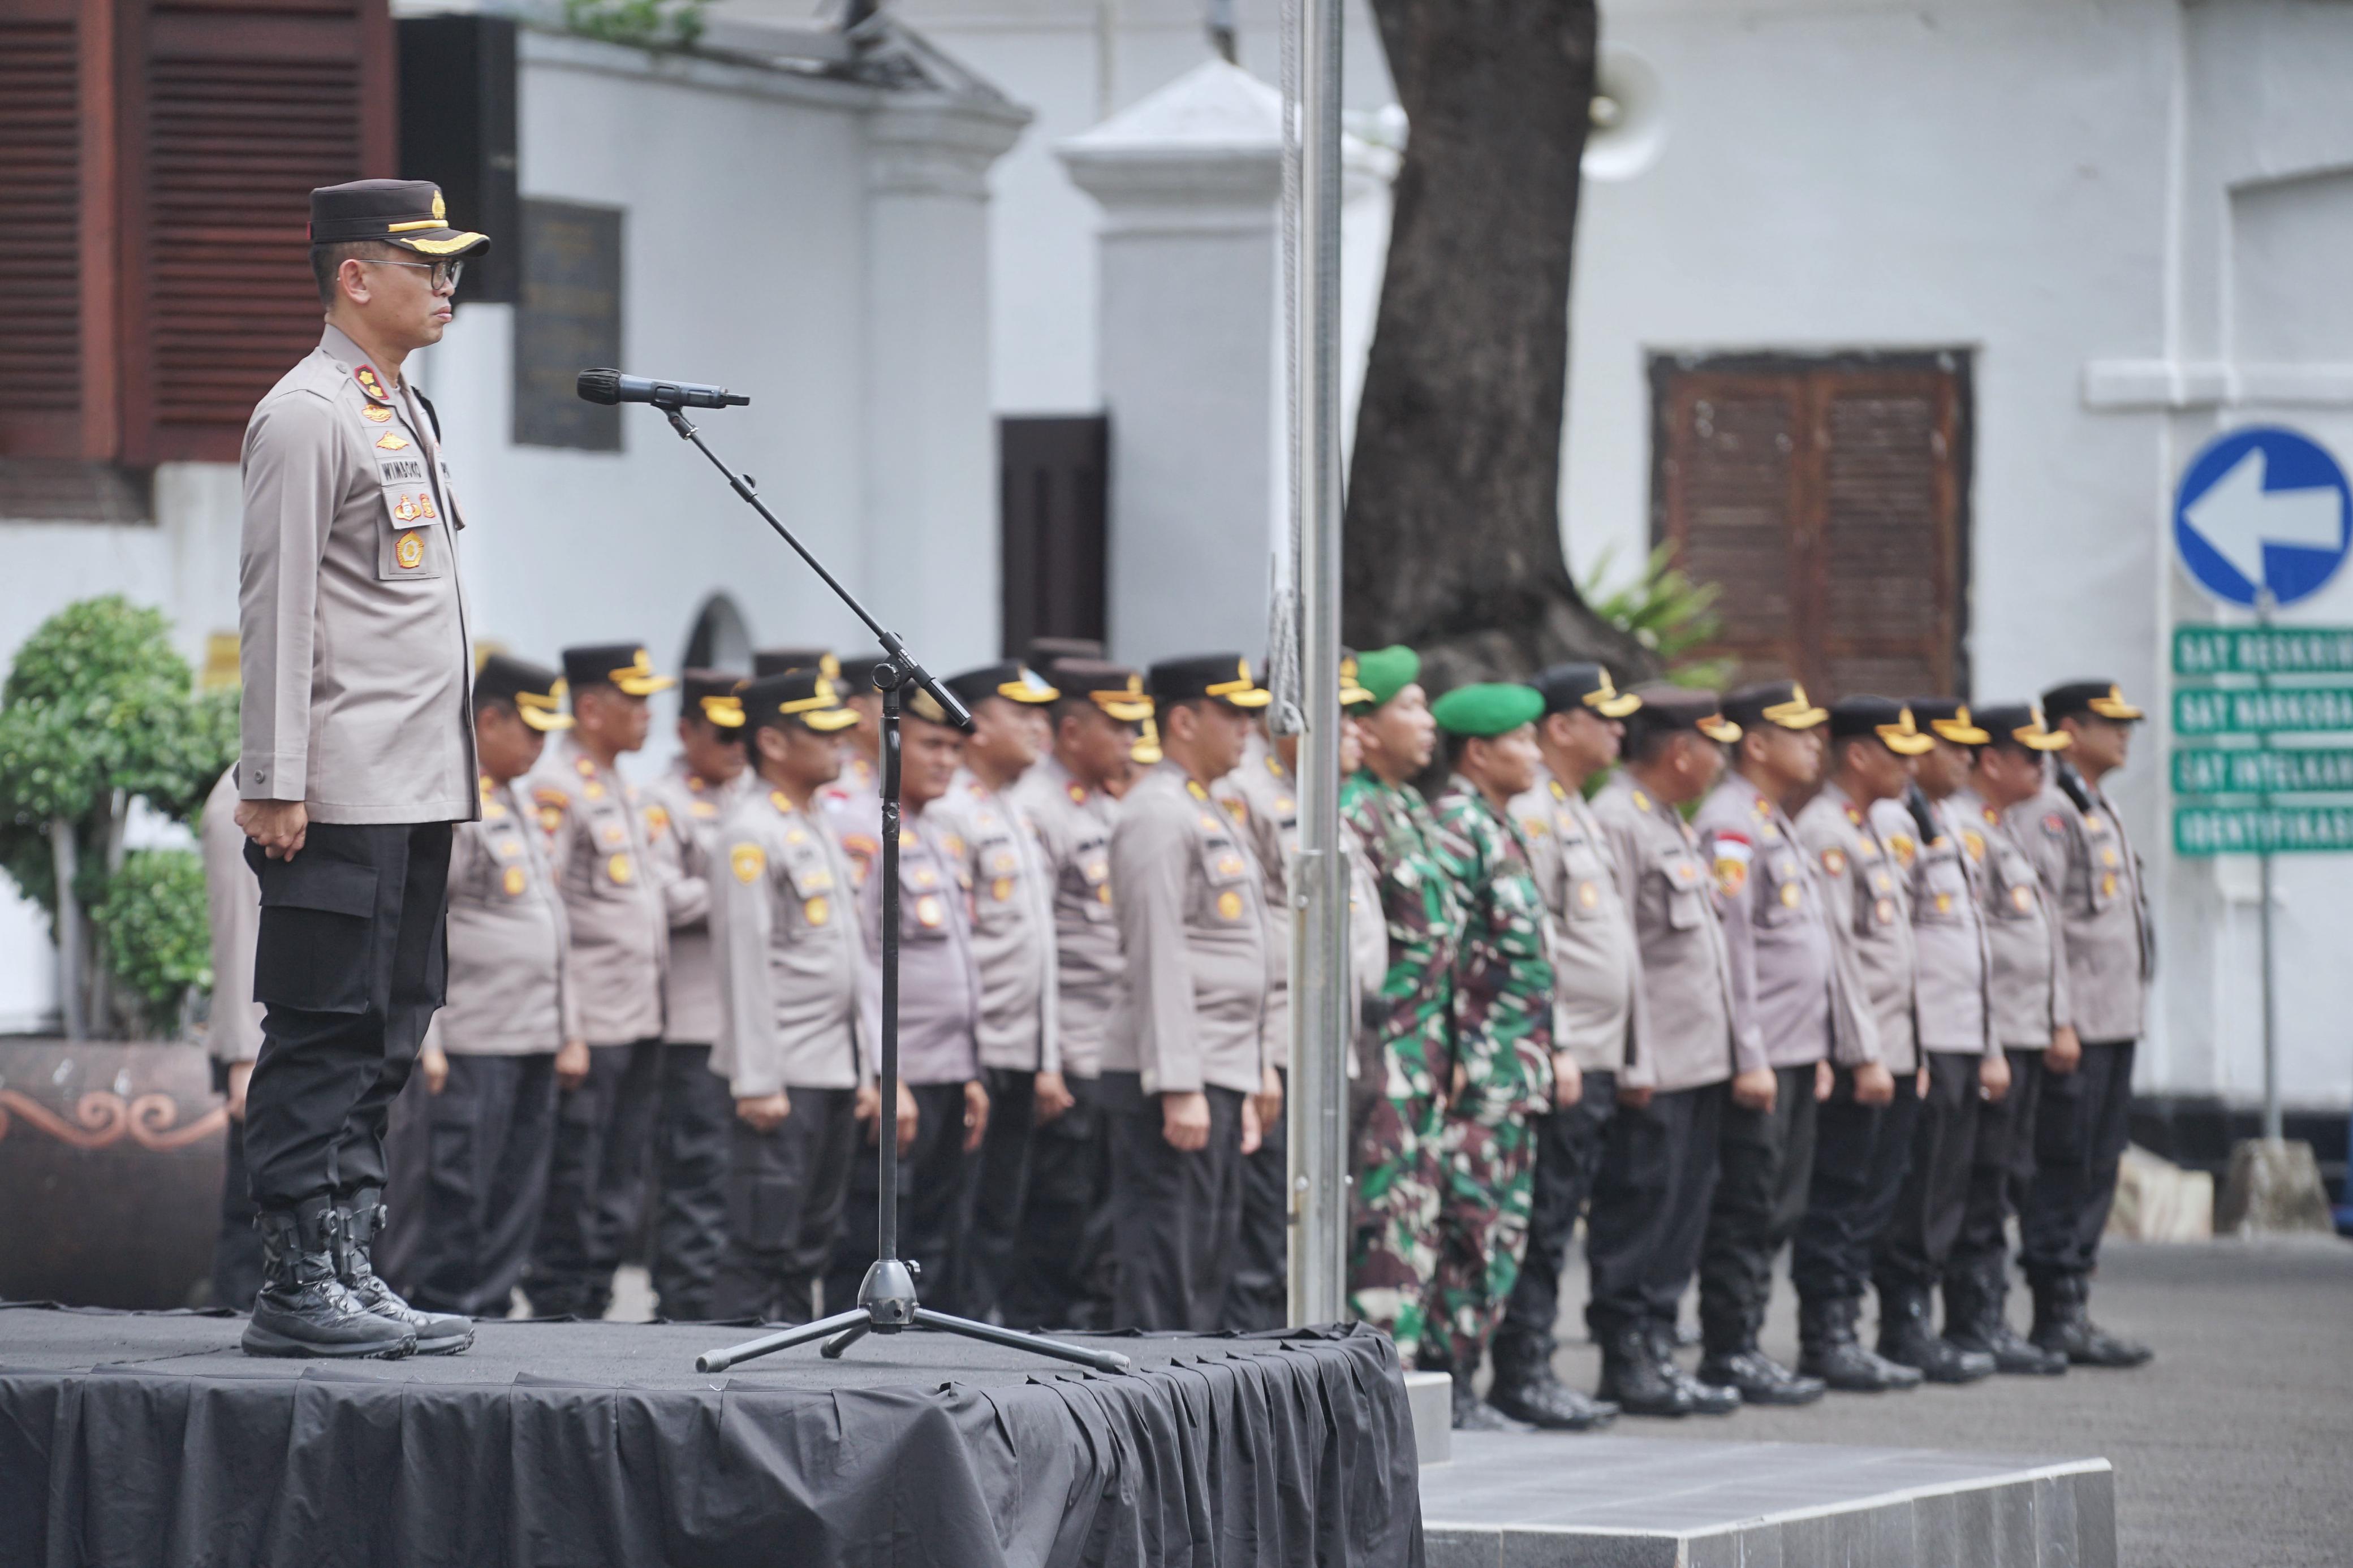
[1792,1066,1921,1305]
[1223,1066,1288,1332]
[1874,1051,1981,1295]
[1697,1062,1819,1354]
[2022,1039,2136,1287]
[1105,1073,1246,1332]
[1951,1047,2048,1288]
[962,1065,1037,1321]
[652,1044,734,1320]
[1497,1069,1615,1356]
[240,823,451,1211]
[528,1036,661,1316]
[1585,1082,1723,1340]
[208,1063,264,1307]
[1002,1073,1114,1329]
[410,1053,560,1316]
[827,1080,974,1317]
[712,1086,859,1324]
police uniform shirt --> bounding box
[1588,773,1737,1094]
[1694,771,1872,1072]
[928,768,1061,1074]
[239,324,477,822]
[1872,796,1994,1057]
[858,806,982,1086]
[821,753,885,891]
[1212,735,1300,1071]
[433,776,580,1054]
[2011,775,2150,1043]
[1104,761,1270,1097]
[1507,764,1637,1075]
[199,767,265,1065]
[529,731,669,1046]
[1795,781,1920,1075]
[710,787,866,1097]
[645,762,751,1047]
[1010,754,1123,1079]
[1950,785,2072,1050]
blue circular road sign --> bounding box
[2174,426,2352,608]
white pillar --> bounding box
[1059,60,1286,668]
[864,95,1025,669]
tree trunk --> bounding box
[48,818,85,1042]
[1344,0,1648,693]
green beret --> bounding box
[1432,682,1545,737]
[1350,645,1421,710]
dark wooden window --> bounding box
[1650,352,1972,701]
[0,0,99,457]
[999,416,1109,659]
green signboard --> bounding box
[2172,746,2353,794]
[2173,687,2353,736]
[2173,626,2353,676]
[2175,805,2353,855]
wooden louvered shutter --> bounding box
[0,0,111,458]
[1652,355,1970,701]
[114,0,394,464]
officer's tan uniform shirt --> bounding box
[428,776,579,1055]
[199,767,265,1065]
[1011,754,1124,1079]
[2012,771,2151,1043]
[1873,795,1994,1057]
[857,805,982,1086]
[1105,762,1269,1097]
[710,786,866,1097]
[1509,767,1638,1075]
[645,762,749,1047]
[1796,781,1919,1074]
[929,769,1061,1074]
[238,325,476,822]
[1695,772,1874,1072]
[1589,774,1737,1094]
[531,733,667,1046]
[1951,785,2071,1050]
[1213,738,1301,1073]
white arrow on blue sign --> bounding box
[2174,426,2352,608]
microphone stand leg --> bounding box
[820,1322,872,1360]
[697,1308,874,1374]
[911,1309,1133,1376]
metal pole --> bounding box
[1286,0,1348,1327]
[2256,594,2282,1141]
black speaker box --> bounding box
[398,16,520,305]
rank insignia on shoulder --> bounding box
[1631,789,1651,813]
[1186,780,1209,800]
[575,757,597,777]
[361,403,394,424]
[1844,804,1864,826]
[1222,797,1247,822]
[354,365,390,403]
[374,431,410,450]
[1549,780,1567,801]
[731,844,765,883]
[1266,755,1284,777]
[1983,805,2000,824]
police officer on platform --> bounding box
[233,178,488,1358]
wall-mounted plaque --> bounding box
[514,200,623,451]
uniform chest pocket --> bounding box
[585,806,638,889]
[1557,834,1611,922]
[1074,839,1115,923]
[900,859,954,941]
[1656,848,1708,931]
[1757,851,1805,926]
[780,844,841,931]
[973,832,1026,919]
[2082,827,2124,910]
[1855,860,1901,934]
[1198,833,1255,927]
[1916,854,1970,924]
[373,454,448,582]
[1991,850,2041,921]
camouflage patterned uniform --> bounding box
[1341,770,1462,1362]
[1425,779,1554,1376]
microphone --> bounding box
[576,368,750,411]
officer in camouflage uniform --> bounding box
[1340,646,1460,1365]
[1426,684,1556,1431]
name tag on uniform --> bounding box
[376,455,428,486]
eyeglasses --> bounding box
[359,258,464,293]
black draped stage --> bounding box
[0,1308,1423,1568]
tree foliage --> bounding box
[92,849,214,1036]
[1578,543,1736,689]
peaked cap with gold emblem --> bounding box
[2040,680,2145,725]
[1148,653,1272,710]
[1972,701,2072,752]
[752,647,841,681]
[561,643,677,698]
[1531,661,1643,720]
[1626,684,1740,744]
[943,660,1059,707]
[1723,679,1828,733]
[475,654,572,732]
[680,668,748,729]
[738,668,860,734]
[1050,658,1155,723]
[309,179,489,258]
[1828,695,1937,756]
[1904,696,1992,746]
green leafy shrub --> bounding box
[92,849,213,1036]
[562,0,710,48]
[1578,542,1738,690]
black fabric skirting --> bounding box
[0,1306,1423,1568]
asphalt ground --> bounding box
[1524,1237,2353,1568]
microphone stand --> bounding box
[648,402,1128,1377]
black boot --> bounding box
[1945,1268,2065,1376]
[1648,1322,1740,1415]
[337,1189,474,1356]
[2029,1275,2153,1368]
[1697,1336,1827,1407]
[243,1199,418,1359]
[1423,1351,1531,1432]
[1798,1296,1921,1392]
[1596,1323,1692,1417]
[1876,1282,1994,1384]
[1486,1329,1620,1431]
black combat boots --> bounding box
[337,1187,475,1355]
[1797,1296,1923,1393]
[1875,1284,1995,1383]
[1943,1267,2065,1376]
[2029,1274,2153,1368]
[1422,1350,1530,1432]
[1596,1323,1692,1417]
[1696,1340,1828,1407]
[1647,1322,1739,1415]
[243,1198,418,1359]
[1485,1329,1621,1431]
